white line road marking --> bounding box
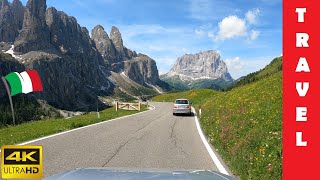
[0,105,155,153]
[192,107,229,175]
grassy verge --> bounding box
[152,73,282,179]
[0,105,148,147]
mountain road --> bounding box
[5,102,231,177]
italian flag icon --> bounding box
[4,70,43,96]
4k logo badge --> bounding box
[1,146,43,179]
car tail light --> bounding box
[173,105,178,108]
[187,106,190,109]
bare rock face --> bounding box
[0,0,24,42]
[166,50,233,81]
[19,6,114,110]
[46,7,98,56]
[92,25,137,66]
[110,26,124,57]
[92,25,160,87]
[1,0,163,110]
[124,54,160,86]
[92,25,118,64]
[11,0,24,32]
[5,0,114,110]
[25,52,114,110]
[14,0,51,53]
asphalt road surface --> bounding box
[4,102,230,177]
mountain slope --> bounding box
[228,56,282,90]
[0,0,165,116]
[152,58,282,179]
[91,25,166,93]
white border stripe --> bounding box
[20,71,33,94]
[0,105,155,152]
[192,107,229,175]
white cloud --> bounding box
[225,56,274,78]
[245,8,261,24]
[225,57,244,73]
[216,16,247,41]
[203,8,261,42]
[249,30,260,41]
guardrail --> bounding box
[115,101,141,111]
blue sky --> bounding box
[19,0,282,79]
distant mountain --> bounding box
[161,50,233,91]
[0,0,166,116]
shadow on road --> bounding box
[173,112,195,117]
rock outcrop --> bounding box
[14,0,52,53]
[10,0,114,110]
[92,25,137,66]
[92,25,118,64]
[0,0,24,42]
[1,0,164,111]
[124,54,160,86]
[91,25,161,88]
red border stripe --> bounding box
[283,0,320,179]
[26,70,43,92]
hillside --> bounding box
[152,58,282,179]
[228,56,282,90]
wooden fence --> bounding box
[115,101,141,111]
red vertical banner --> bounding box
[283,0,320,179]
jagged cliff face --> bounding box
[124,54,160,86]
[92,25,118,64]
[92,25,137,65]
[0,0,24,42]
[14,0,52,53]
[91,25,161,87]
[166,50,233,81]
[1,0,114,110]
[0,0,164,110]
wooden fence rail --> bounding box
[115,101,141,111]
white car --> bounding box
[173,99,192,116]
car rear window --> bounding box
[175,100,189,104]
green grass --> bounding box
[152,72,282,180]
[0,105,148,147]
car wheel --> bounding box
[173,113,175,116]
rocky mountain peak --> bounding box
[1,0,9,7]
[14,0,51,53]
[11,0,24,28]
[92,25,109,40]
[110,26,124,53]
[0,0,10,22]
[12,0,23,8]
[0,0,24,42]
[23,0,47,28]
[166,50,233,81]
[92,25,117,64]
